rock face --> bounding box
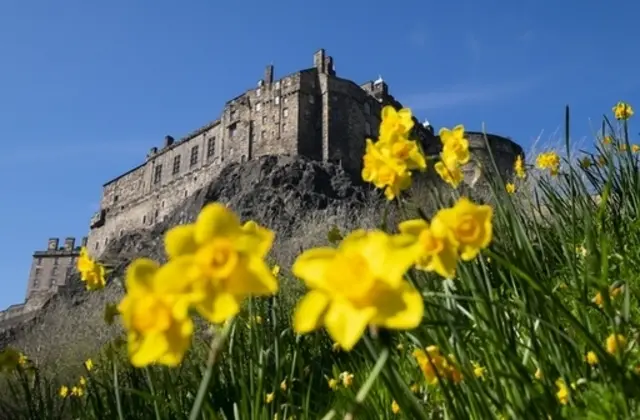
[0,156,373,354]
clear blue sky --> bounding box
[0,1,638,309]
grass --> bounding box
[1,104,640,419]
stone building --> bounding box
[86,48,442,254]
[24,236,87,299]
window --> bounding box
[241,155,246,163]
[161,201,165,208]
[119,230,124,237]
[114,195,119,203]
[190,146,199,167]
[52,266,58,277]
[261,130,266,139]
[364,102,371,115]
[230,109,236,119]
[282,123,287,132]
[154,165,162,184]
[256,103,262,112]
[274,81,280,90]
[256,88,261,97]
[284,96,288,103]
[142,215,146,224]
[207,137,216,157]
[229,123,237,138]
[94,242,99,251]
[34,268,41,278]
[36,258,41,266]
[365,121,371,136]
[283,108,289,117]
[262,116,267,124]
[309,95,315,104]
[155,209,159,218]
[275,96,280,105]
[172,155,181,174]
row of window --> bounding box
[154,137,216,184]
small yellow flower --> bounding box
[409,383,419,393]
[505,182,516,194]
[472,362,486,379]
[439,125,470,165]
[585,351,598,366]
[436,197,493,262]
[84,359,94,371]
[396,343,404,351]
[254,315,263,324]
[59,385,69,398]
[292,230,424,351]
[71,386,84,397]
[398,217,459,279]
[632,144,640,153]
[327,378,338,390]
[77,247,106,290]
[414,346,462,385]
[535,151,561,176]
[606,334,627,355]
[535,368,543,380]
[579,157,592,169]
[597,155,607,167]
[265,392,275,404]
[612,101,634,120]
[592,286,623,308]
[619,144,628,152]
[602,135,613,145]
[435,154,464,189]
[576,246,587,257]
[280,379,287,392]
[514,155,526,179]
[17,353,28,367]
[272,265,280,276]
[556,379,569,405]
[340,371,354,387]
[391,400,400,414]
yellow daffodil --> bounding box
[117,259,200,367]
[292,230,423,350]
[434,154,464,189]
[439,125,470,165]
[585,351,598,366]
[59,385,69,398]
[535,151,560,176]
[556,379,569,405]
[605,334,626,355]
[379,106,414,141]
[77,247,106,290]
[514,155,526,179]
[505,182,516,194]
[398,218,459,279]
[340,371,354,387]
[84,359,94,371]
[328,378,338,390]
[391,400,400,414]
[162,203,278,324]
[612,101,634,120]
[413,346,462,385]
[435,198,493,261]
[265,392,275,404]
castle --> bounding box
[0,48,523,329]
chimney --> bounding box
[264,65,274,85]
[313,49,326,73]
[63,237,75,251]
[325,56,335,76]
[164,135,174,147]
[81,237,88,247]
[47,238,59,251]
[147,147,158,160]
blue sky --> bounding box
[0,0,638,309]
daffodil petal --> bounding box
[196,291,240,324]
[398,219,429,238]
[324,300,375,351]
[194,203,241,244]
[130,333,168,367]
[125,258,159,294]
[373,282,424,329]
[165,224,198,259]
[293,290,329,333]
[292,248,337,289]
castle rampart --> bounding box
[86,49,435,255]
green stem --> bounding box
[188,318,235,420]
[343,347,390,419]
